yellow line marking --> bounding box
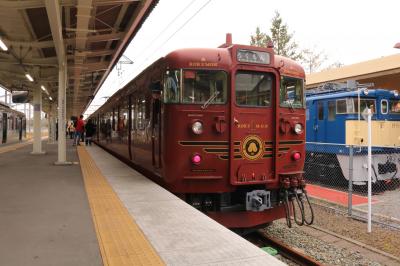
[77,146,164,266]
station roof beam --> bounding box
[0,0,158,117]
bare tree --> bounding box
[323,61,344,71]
[301,48,327,74]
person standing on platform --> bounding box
[73,115,85,146]
[85,119,96,146]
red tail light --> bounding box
[192,154,202,165]
[292,152,301,161]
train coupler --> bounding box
[246,190,271,211]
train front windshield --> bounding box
[280,76,304,108]
[235,72,273,107]
[389,99,400,114]
[164,69,227,104]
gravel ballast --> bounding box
[261,201,400,265]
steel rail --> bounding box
[246,231,322,266]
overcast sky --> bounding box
[85,0,400,116]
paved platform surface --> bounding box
[86,145,284,265]
[0,140,102,266]
[355,187,400,221]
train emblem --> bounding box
[242,135,264,160]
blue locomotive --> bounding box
[305,85,400,186]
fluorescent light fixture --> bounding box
[25,73,34,82]
[41,85,49,95]
[0,38,8,51]
[49,96,53,101]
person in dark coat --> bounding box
[84,119,96,146]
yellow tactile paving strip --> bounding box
[77,146,165,266]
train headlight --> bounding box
[393,90,399,97]
[192,154,202,165]
[192,121,203,135]
[294,123,303,134]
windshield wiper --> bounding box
[287,100,294,112]
[201,91,220,109]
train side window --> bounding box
[131,97,137,131]
[381,100,388,114]
[164,70,181,103]
[137,98,147,130]
[318,102,324,120]
[328,101,335,121]
[336,99,347,114]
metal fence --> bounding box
[304,142,400,229]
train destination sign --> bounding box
[237,49,270,64]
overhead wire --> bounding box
[88,0,212,115]
[118,0,212,86]
[130,0,198,60]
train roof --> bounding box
[0,103,25,117]
[274,55,305,78]
[164,48,232,70]
[306,88,399,101]
[92,45,306,116]
[165,47,305,78]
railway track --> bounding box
[245,230,322,266]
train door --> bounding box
[229,70,275,185]
[2,113,7,143]
[151,82,162,169]
[0,113,2,143]
[314,101,326,142]
[18,117,23,140]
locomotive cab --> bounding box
[91,35,313,229]
[160,42,310,228]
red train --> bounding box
[90,34,313,230]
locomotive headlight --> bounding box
[393,90,399,97]
[294,123,303,134]
[192,121,203,135]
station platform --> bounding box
[0,140,284,266]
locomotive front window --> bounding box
[280,76,304,108]
[389,100,400,114]
[336,98,376,114]
[235,71,273,107]
[182,70,227,104]
[164,69,227,104]
[354,98,376,113]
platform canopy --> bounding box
[306,53,400,91]
[0,0,158,117]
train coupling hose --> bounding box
[281,189,292,228]
[300,188,314,225]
